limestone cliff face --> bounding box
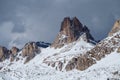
[0,46,9,62]
[9,47,19,62]
[22,42,41,63]
[109,19,120,36]
[0,41,49,63]
[10,47,19,55]
[51,17,94,48]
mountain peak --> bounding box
[51,17,94,48]
[60,17,83,32]
[109,19,120,36]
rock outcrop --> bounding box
[65,19,120,71]
[10,47,19,55]
[0,46,9,62]
[9,47,19,62]
[51,17,94,48]
[109,19,120,36]
[117,47,120,53]
[0,46,20,62]
[0,41,44,63]
[65,55,96,71]
[22,42,41,63]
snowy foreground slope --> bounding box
[0,39,93,80]
[43,37,95,71]
[0,49,120,80]
[0,39,120,80]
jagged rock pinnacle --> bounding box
[109,19,120,36]
[51,17,94,48]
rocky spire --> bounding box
[51,17,94,48]
[109,19,120,36]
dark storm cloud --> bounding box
[0,0,120,48]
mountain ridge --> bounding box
[0,17,120,80]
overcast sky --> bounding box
[0,0,120,49]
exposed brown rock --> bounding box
[65,54,96,71]
[10,55,14,62]
[65,58,77,71]
[117,47,120,53]
[76,55,96,71]
[51,17,94,48]
[109,19,120,36]
[10,47,19,55]
[9,47,19,62]
[57,61,63,71]
[24,56,32,64]
[22,42,40,63]
[0,46,9,62]
[52,17,81,48]
[43,60,64,71]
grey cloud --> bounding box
[11,19,25,33]
[0,0,120,48]
[0,21,14,47]
[12,25,25,33]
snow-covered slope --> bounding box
[43,36,95,71]
[0,49,120,80]
[1,31,120,80]
[0,35,95,80]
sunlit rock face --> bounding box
[0,46,9,62]
[51,17,94,48]
[9,47,19,62]
[109,19,120,36]
[22,42,41,63]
